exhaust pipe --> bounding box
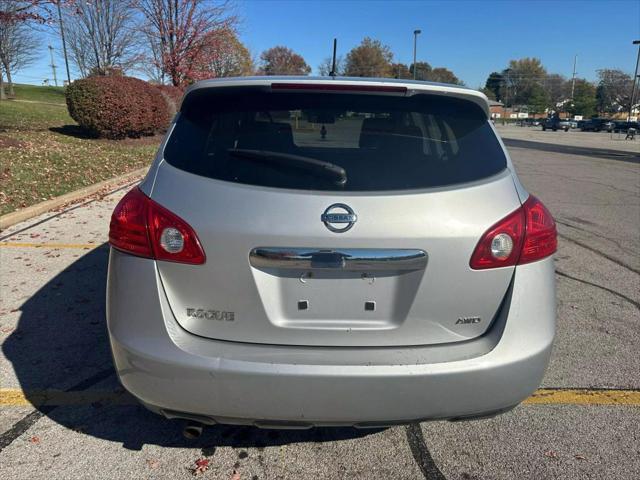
[183,422,204,439]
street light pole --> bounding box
[56,0,71,85]
[570,54,577,102]
[48,45,58,87]
[413,29,422,80]
[628,40,640,121]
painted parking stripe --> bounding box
[0,389,134,407]
[524,388,640,406]
[1,388,639,408]
[0,242,100,249]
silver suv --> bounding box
[107,77,557,428]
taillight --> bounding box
[109,187,206,265]
[470,195,556,270]
[519,195,557,264]
[271,83,407,94]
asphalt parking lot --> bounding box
[1,136,639,479]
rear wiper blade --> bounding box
[228,148,347,186]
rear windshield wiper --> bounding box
[227,148,347,186]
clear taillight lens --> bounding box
[109,187,205,265]
[159,227,184,254]
[470,195,556,269]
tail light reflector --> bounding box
[470,195,556,270]
[109,187,205,265]
[519,196,558,264]
[271,83,407,94]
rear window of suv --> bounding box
[163,87,506,191]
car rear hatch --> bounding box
[149,81,521,347]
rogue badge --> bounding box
[187,308,235,321]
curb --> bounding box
[0,167,148,230]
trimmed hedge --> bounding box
[154,84,184,117]
[66,76,170,139]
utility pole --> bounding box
[56,0,71,85]
[570,54,577,101]
[413,29,422,80]
[504,71,509,108]
[628,40,640,122]
[48,45,58,87]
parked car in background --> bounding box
[603,121,616,133]
[107,77,557,428]
[559,119,572,131]
[612,121,639,133]
[517,118,538,127]
[541,117,569,131]
[567,120,579,129]
[580,118,610,132]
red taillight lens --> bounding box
[519,195,557,264]
[271,83,407,94]
[469,206,526,269]
[470,195,556,270]
[109,187,205,265]
[109,188,153,257]
[146,197,206,264]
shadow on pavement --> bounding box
[3,244,380,450]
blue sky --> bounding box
[14,0,640,88]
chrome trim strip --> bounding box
[249,248,427,271]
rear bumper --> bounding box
[107,250,555,426]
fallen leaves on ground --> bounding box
[191,458,210,476]
[0,129,158,216]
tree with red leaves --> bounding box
[137,0,237,87]
[258,46,311,76]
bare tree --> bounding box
[596,69,633,114]
[543,74,569,109]
[64,0,142,78]
[137,0,237,86]
[0,0,40,98]
[139,29,166,84]
[318,55,343,76]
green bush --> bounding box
[66,76,170,139]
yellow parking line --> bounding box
[0,242,99,249]
[0,389,134,407]
[1,388,639,408]
[524,388,640,406]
